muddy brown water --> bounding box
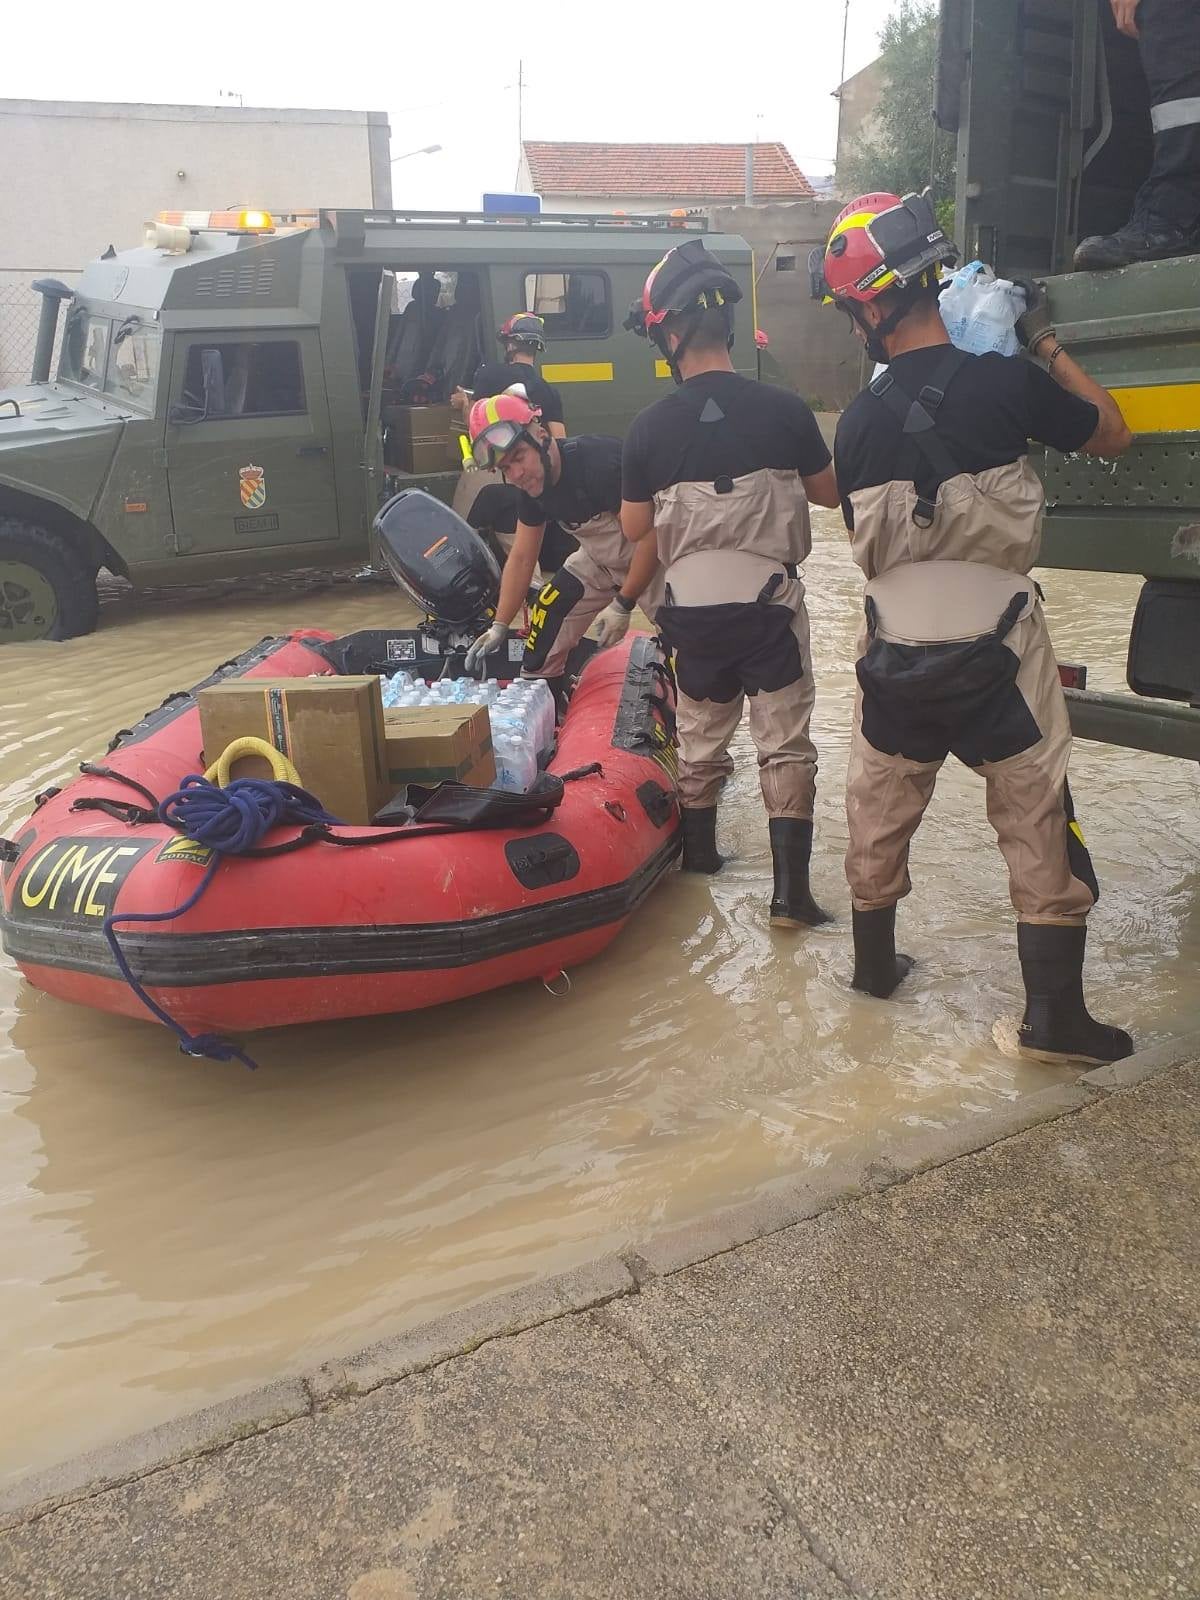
[2,516,1198,1486]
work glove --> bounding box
[1014,277,1055,355]
[593,597,634,650]
[464,622,510,677]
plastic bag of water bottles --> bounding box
[938,261,1025,357]
[378,672,555,794]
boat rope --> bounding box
[103,759,341,1071]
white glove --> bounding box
[593,597,634,650]
[464,622,510,676]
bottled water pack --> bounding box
[379,672,555,794]
[938,261,1025,357]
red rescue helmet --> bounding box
[467,389,543,469]
[812,190,958,305]
[497,312,546,351]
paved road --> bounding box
[3,1058,1197,1600]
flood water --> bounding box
[2,514,1198,1486]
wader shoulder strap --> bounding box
[868,347,970,528]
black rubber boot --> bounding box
[680,806,724,874]
[768,819,831,927]
[851,906,914,999]
[1073,216,1198,271]
[1016,923,1133,1065]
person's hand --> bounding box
[593,598,634,650]
[464,622,509,676]
[451,387,469,415]
[1014,277,1055,354]
[1111,0,1139,38]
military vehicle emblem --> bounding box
[239,464,267,509]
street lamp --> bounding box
[391,143,442,164]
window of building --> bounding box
[523,270,611,338]
[181,340,306,418]
[775,254,797,272]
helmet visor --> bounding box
[864,193,951,284]
[471,419,526,470]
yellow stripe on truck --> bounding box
[541,362,614,383]
[1111,382,1200,435]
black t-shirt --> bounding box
[468,361,565,426]
[621,372,831,501]
[835,348,1099,528]
[517,434,622,529]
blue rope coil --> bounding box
[103,776,340,1070]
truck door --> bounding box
[164,330,339,555]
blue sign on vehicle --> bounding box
[482,193,541,215]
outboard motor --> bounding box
[373,489,501,632]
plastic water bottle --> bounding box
[939,261,1024,357]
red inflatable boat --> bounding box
[0,630,680,1040]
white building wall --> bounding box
[0,98,391,385]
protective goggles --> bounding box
[471,420,529,470]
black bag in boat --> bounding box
[374,772,566,830]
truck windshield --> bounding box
[58,306,110,391]
[104,317,160,409]
[58,307,159,408]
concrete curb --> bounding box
[4,1028,1196,1527]
[0,1380,310,1527]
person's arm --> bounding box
[594,532,661,648]
[790,394,840,507]
[1033,338,1133,458]
[619,530,660,603]
[1017,281,1132,458]
[801,462,840,508]
[463,519,545,675]
[495,520,546,626]
[620,499,656,542]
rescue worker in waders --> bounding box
[463,391,662,696]
[621,239,840,928]
[816,190,1136,1064]
[455,312,567,437]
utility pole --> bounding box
[834,0,851,193]
[516,59,524,185]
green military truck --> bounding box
[0,207,755,644]
[938,0,1200,759]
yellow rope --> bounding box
[203,737,301,788]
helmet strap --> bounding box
[653,302,734,385]
[849,279,929,364]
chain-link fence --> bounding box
[0,281,43,387]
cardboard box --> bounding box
[383,704,495,790]
[198,677,389,825]
[384,404,456,475]
[389,403,452,443]
[400,436,453,475]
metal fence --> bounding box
[0,281,43,387]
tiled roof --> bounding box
[522,142,814,200]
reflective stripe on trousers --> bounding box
[845,606,1098,923]
[523,543,665,680]
[1137,0,1200,225]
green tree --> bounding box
[837,0,955,222]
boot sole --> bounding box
[770,912,831,929]
[1016,1043,1129,1067]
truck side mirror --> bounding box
[168,401,208,425]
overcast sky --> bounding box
[3,0,898,205]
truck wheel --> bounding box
[0,519,99,643]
